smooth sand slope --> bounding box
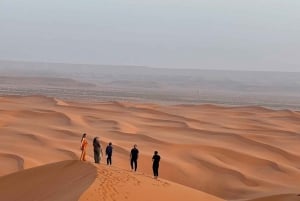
[0,160,96,201]
[1,95,300,200]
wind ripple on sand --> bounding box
[0,153,24,175]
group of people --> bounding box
[80,133,161,179]
[80,134,113,165]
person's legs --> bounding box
[97,151,100,163]
[94,150,99,163]
[82,150,86,161]
[130,158,134,170]
[80,150,84,161]
[153,165,159,178]
[134,159,137,171]
[107,155,112,165]
[97,150,100,163]
[152,166,156,178]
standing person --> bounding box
[80,133,88,161]
[93,137,103,164]
[130,144,139,171]
[152,151,160,179]
[105,142,113,165]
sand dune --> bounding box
[79,164,224,201]
[0,159,222,201]
[1,95,300,200]
[247,194,300,201]
[0,160,96,201]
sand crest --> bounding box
[79,164,224,201]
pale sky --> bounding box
[0,0,299,71]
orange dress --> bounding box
[80,138,88,161]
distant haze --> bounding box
[0,0,300,71]
[1,60,300,109]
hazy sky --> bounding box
[0,0,299,71]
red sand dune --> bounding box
[247,194,300,201]
[79,164,223,201]
[1,95,300,200]
[0,160,96,201]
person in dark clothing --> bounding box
[105,142,113,165]
[130,144,139,171]
[93,137,103,164]
[152,151,160,179]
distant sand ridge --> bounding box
[1,95,300,201]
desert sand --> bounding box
[0,160,96,201]
[1,95,300,201]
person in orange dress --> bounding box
[80,133,88,161]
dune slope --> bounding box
[79,164,224,201]
[0,160,96,201]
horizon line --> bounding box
[0,58,299,74]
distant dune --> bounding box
[1,95,300,200]
[247,194,300,201]
[0,76,96,88]
[1,60,300,108]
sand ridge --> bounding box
[79,163,224,201]
[1,95,300,200]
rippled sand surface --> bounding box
[1,95,300,201]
